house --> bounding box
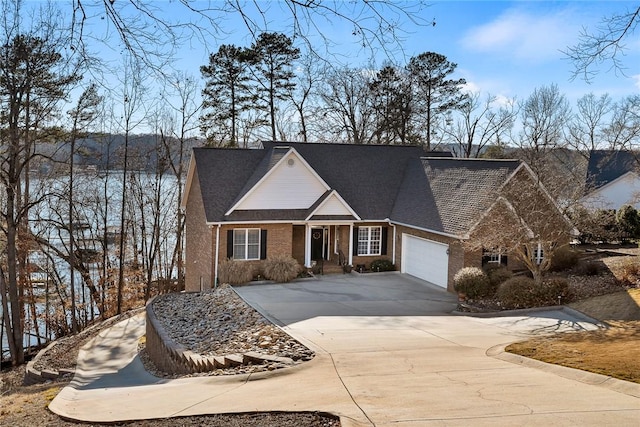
[582,150,640,210]
[182,141,573,292]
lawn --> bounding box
[506,288,640,384]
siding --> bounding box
[235,153,327,210]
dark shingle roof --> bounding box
[264,142,433,220]
[586,150,640,191]
[192,147,266,222]
[419,158,521,235]
[190,142,521,236]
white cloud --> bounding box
[633,75,640,91]
[460,7,579,63]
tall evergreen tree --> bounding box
[369,65,414,145]
[407,52,467,150]
[251,32,300,141]
[200,44,254,147]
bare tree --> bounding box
[565,93,613,158]
[287,52,319,142]
[317,66,375,144]
[159,72,200,291]
[68,1,431,71]
[445,93,516,158]
[603,95,640,150]
[114,57,148,315]
[565,6,640,82]
[466,167,574,283]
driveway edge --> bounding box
[487,343,640,398]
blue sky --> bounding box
[165,1,639,104]
[421,1,639,103]
[18,1,640,124]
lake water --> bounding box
[2,170,181,360]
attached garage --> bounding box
[401,234,449,289]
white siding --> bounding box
[314,193,352,216]
[236,153,328,210]
[582,173,640,210]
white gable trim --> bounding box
[305,190,361,221]
[583,171,640,198]
[225,147,331,215]
[180,152,197,210]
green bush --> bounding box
[217,258,254,285]
[369,259,395,272]
[497,276,572,309]
[262,255,301,283]
[453,267,491,299]
[550,246,580,272]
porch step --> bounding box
[316,263,346,275]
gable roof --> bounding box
[187,142,538,237]
[263,141,435,221]
[414,158,521,236]
[586,150,640,192]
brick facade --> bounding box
[185,169,213,292]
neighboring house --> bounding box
[183,141,572,292]
[582,150,640,210]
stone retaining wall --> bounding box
[145,294,294,375]
[25,341,75,385]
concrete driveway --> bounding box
[50,272,640,426]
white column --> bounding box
[304,224,312,267]
[214,224,220,288]
[348,223,354,266]
[391,223,396,265]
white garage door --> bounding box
[401,234,449,288]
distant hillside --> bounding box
[34,134,202,172]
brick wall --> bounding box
[217,223,295,279]
[185,168,213,292]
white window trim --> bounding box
[483,247,505,264]
[533,242,544,265]
[233,228,261,261]
[357,226,382,256]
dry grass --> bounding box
[507,288,640,383]
[506,321,640,383]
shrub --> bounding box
[262,255,301,283]
[217,258,254,285]
[577,260,605,276]
[453,267,491,299]
[541,277,573,305]
[497,276,537,309]
[369,259,395,272]
[497,276,572,309]
[484,264,512,289]
[550,245,580,272]
[619,256,640,286]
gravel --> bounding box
[2,284,336,427]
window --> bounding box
[533,243,544,265]
[233,229,260,260]
[357,226,381,256]
[482,248,507,266]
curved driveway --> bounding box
[51,273,640,426]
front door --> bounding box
[311,227,327,260]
